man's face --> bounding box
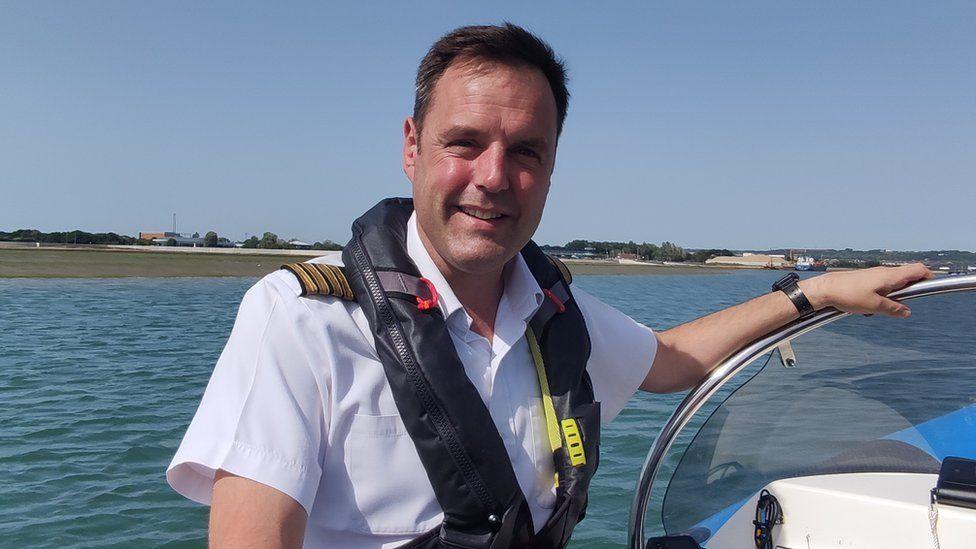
[403,59,558,276]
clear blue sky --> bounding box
[2,2,973,250]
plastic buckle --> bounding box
[561,418,586,466]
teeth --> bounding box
[461,207,502,220]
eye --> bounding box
[514,147,541,160]
[448,139,475,148]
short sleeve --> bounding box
[575,287,657,424]
[166,277,327,513]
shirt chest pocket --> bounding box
[319,413,443,535]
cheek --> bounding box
[513,172,550,209]
[415,157,466,208]
[427,158,471,199]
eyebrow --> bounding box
[438,124,551,150]
[438,124,484,141]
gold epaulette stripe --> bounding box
[302,263,332,296]
[546,254,573,285]
[281,263,355,300]
[321,263,355,300]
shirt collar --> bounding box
[406,213,545,330]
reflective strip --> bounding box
[526,326,563,487]
[561,418,586,467]
[376,270,427,297]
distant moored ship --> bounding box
[794,256,827,271]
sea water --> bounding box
[0,270,936,547]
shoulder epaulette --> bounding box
[280,263,355,300]
[545,254,573,285]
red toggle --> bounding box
[416,277,439,311]
[543,288,566,313]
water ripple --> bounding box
[0,272,789,547]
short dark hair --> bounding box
[413,23,569,139]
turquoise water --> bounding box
[0,271,828,547]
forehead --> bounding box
[425,59,558,141]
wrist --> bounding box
[798,276,829,311]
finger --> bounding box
[877,296,911,318]
[915,262,935,280]
[889,263,933,290]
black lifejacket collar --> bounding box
[338,198,600,548]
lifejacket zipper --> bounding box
[350,235,500,516]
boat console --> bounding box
[706,472,976,548]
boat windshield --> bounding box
[659,291,976,539]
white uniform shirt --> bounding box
[168,214,657,548]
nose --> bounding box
[473,144,510,193]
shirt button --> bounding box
[487,514,501,531]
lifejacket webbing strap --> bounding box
[526,325,563,488]
[375,270,438,310]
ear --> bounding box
[402,117,418,182]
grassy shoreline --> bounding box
[0,247,737,279]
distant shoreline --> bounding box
[560,259,735,276]
[0,247,322,279]
[0,245,741,278]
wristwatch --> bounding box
[772,272,816,320]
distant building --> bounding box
[150,235,205,247]
[706,254,791,268]
[617,252,639,261]
[543,248,601,260]
[287,239,312,250]
[139,231,180,240]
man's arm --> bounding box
[641,263,933,393]
[209,469,307,549]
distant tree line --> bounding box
[553,239,732,263]
[1,228,344,250]
[0,229,146,245]
[238,232,342,250]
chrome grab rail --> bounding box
[627,273,976,549]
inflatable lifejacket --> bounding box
[282,198,599,548]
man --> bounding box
[168,24,931,548]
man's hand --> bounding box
[799,262,934,318]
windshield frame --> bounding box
[627,273,976,549]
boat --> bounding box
[629,274,976,549]
[794,256,827,272]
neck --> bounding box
[417,230,505,341]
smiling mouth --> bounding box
[459,206,505,221]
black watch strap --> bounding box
[772,273,816,319]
